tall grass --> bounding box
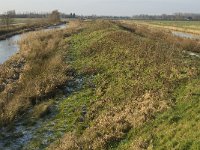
[0,27,82,126]
[118,21,200,53]
[48,20,199,150]
[0,20,199,149]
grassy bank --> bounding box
[47,20,199,150]
[0,22,82,126]
[0,20,199,149]
[114,78,200,149]
[120,21,200,53]
[0,19,65,40]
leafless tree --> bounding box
[1,10,15,27]
[49,10,60,23]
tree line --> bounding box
[81,13,200,21]
[131,13,200,21]
[1,10,200,28]
[0,10,76,27]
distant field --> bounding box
[128,20,200,34]
[1,18,68,26]
[146,20,200,30]
[0,18,49,26]
[13,18,43,24]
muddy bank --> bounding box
[0,76,84,150]
[0,22,67,41]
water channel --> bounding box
[0,24,66,64]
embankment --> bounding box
[0,20,199,150]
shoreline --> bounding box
[0,21,67,41]
[0,21,68,65]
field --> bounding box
[0,20,200,149]
[0,18,42,26]
[144,20,200,30]
[13,18,43,24]
[130,20,200,34]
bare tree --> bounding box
[1,10,15,27]
[49,10,60,23]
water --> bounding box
[0,77,84,150]
[0,24,66,64]
[0,35,20,64]
[186,51,200,58]
[172,31,200,40]
[172,31,200,58]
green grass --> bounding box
[1,20,199,150]
[24,87,96,149]
[47,21,199,149]
[114,78,200,150]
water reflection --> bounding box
[0,24,66,64]
[0,35,20,64]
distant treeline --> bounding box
[0,10,76,19]
[13,13,76,19]
[1,10,200,21]
[131,13,200,21]
[83,13,200,21]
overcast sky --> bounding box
[0,0,200,16]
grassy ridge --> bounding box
[119,21,200,53]
[0,20,199,149]
[46,20,199,149]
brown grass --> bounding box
[1,20,199,149]
[47,20,199,150]
[117,21,200,53]
[0,24,84,126]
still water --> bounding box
[0,24,66,64]
[172,31,200,40]
[172,31,200,58]
[0,34,20,64]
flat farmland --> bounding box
[127,20,200,34]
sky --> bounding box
[0,0,200,16]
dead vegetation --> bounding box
[0,24,84,126]
[47,20,199,150]
[118,21,200,53]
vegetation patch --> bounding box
[0,25,82,126]
[47,20,199,149]
[0,20,199,150]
